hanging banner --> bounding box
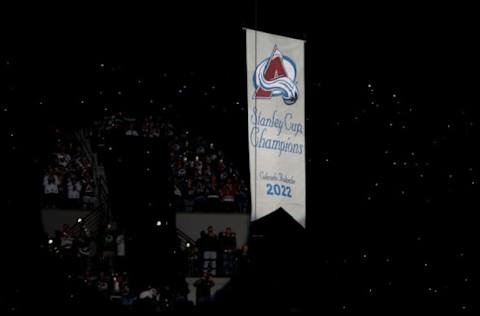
[246,29,306,227]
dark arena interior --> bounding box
[1,2,478,313]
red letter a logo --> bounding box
[255,46,288,98]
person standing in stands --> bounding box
[219,227,237,275]
[201,226,218,276]
[220,177,238,212]
[87,236,97,272]
[233,244,250,275]
[103,224,116,272]
[194,272,215,306]
[66,175,82,208]
[125,122,139,136]
[116,230,126,273]
[44,175,59,208]
[82,180,96,209]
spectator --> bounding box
[173,181,184,211]
[125,123,139,136]
[139,286,158,300]
[193,272,214,306]
[102,225,116,272]
[220,178,238,212]
[200,226,218,276]
[44,175,59,208]
[219,227,237,275]
[222,178,236,202]
[55,147,71,168]
[43,169,58,186]
[98,272,110,298]
[151,124,161,138]
[83,181,96,209]
[207,175,219,198]
[112,275,121,294]
[234,244,250,274]
[60,225,74,251]
[185,244,200,277]
[116,231,126,273]
[236,180,249,213]
[77,229,90,266]
[66,176,82,208]
[87,236,98,272]
[120,283,136,308]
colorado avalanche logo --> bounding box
[253,45,299,105]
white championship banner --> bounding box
[246,29,306,227]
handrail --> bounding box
[176,228,196,246]
[96,175,111,224]
[70,203,103,236]
[73,128,111,235]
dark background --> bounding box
[1,1,478,313]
